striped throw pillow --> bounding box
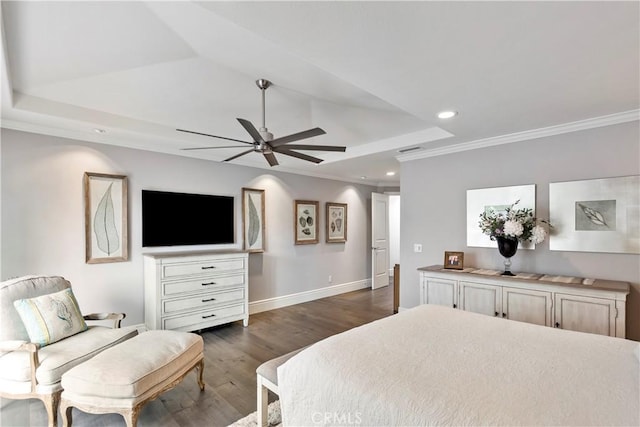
[13,288,88,347]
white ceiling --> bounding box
[1,1,638,185]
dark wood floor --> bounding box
[0,284,393,426]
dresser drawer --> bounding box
[163,303,245,330]
[163,274,245,296]
[163,288,245,315]
[162,258,245,279]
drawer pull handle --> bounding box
[202,298,217,302]
[202,282,216,286]
[201,266,216,270]
[202,314,216,319]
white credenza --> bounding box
[418,265,629,338]
[144,251,249,332]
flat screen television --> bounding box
[142,190,234,247]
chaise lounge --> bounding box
[0,275,138,427]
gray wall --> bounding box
[1,129,376,326]
[400,121,640,339]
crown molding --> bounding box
[0,118,382,187]
[396,109,640,162]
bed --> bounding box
[277,304,639,426]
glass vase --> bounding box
[495,236,518,276]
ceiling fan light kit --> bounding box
[178,79,346,167]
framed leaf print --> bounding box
[326,202,347,243]
[84,172,128,263]
[242,188,266,253]
[295,200,319,245]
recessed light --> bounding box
[386,171,396,176]
[437,111,458,119]
[360,176,367,180]
[93,128,106,134]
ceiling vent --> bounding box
[398,146,423,154]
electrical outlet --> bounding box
[328,275,333,283]
[414,244,423,253]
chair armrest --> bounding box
[83,313,126,329]
[0,340,40,392]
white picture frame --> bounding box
[466,184,536,249]
[549,175,639,254]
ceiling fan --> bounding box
[177,79,346,167]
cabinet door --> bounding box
[554,293,616,337]
[421,277,458,309]
[459,281,501,317]
[502,287,552,326]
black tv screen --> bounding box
[142,190,234,247]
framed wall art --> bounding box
[84,172,128,263]
[242,188,265,253]
[466,184,536,249]
[295,200,319,245]
[326,202,347,243]
[549,175,639,254]
[444,251,464,270]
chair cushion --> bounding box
[0,276,71,342]
[61,330,203,399]
[257,347,306,385]
[0,325,138,385]
[13,288,88,347]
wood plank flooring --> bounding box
[0,284,393,427]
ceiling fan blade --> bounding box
[176,128,253,145]
[270,127,326,147]
[224,148,255,162]
[275,144,345,152]
[237,118,264,143]
[181,145,250,151]
[276,148,324,164]
[263,152,279,167]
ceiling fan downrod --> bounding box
[255,79,273,143]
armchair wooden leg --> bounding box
[42,391,62,427]
[60,400,73,427]
[196,359,205,391]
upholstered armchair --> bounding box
[0,275,138,427]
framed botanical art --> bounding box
[294,200,319,245]
[326,202,347,243]
[549,175,639,254]
[443,251,464,270]
[84,172,128,263]
[242,188,266,253]
[466,184,536,250]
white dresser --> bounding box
[418,265,629,338]
[144,251,249,332]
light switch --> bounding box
[414,244,422,253]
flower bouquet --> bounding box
[478,200,550,275]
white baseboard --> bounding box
[398,306,410,313]
[249,279,371,315]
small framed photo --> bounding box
[444,251,464,270]
[84,172,128,264]
[294,200,319,245]
[326,202,347,243]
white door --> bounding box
[371,193,389,289]
[502,287,552,327]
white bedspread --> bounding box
[277,304,639,426]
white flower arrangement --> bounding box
[479,200,550,244]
